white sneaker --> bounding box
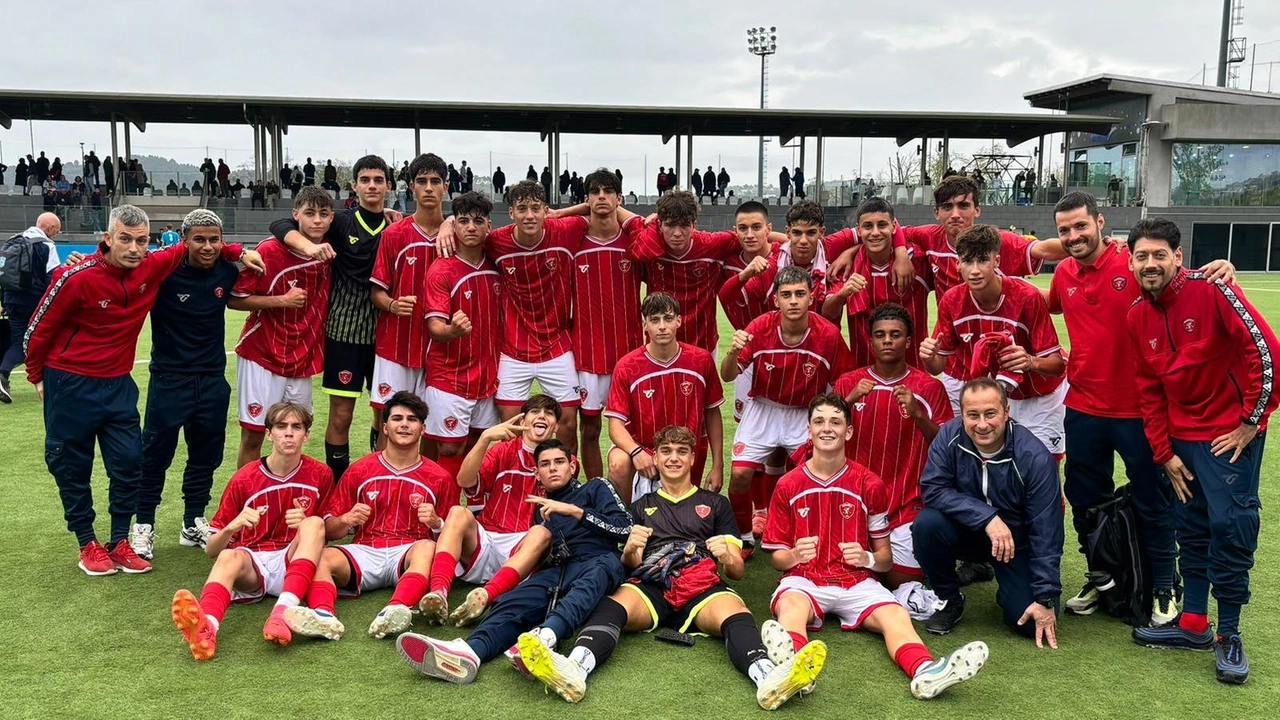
[1151,589,1179,627]
[757,640,827,710]
[396,633,480,684]
[910,641,988,700]
[130,523,155,561]
[368,604,413,639]
[284,606,345,640]
[517,631,587,703]
[179,517,213,548]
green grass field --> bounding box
[3,274,1279,719]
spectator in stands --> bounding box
[90,187,107,231]
[217,159,231,198]
[86,151,101,187]
[41,177,57,210]
[51,157,62,181]
[656,166,669,197]
[465,163,474,194]
[615,168,623,192]
[250,181,265,208]
[702,166,715,203]
[229,177,244,197]
[922,171,932,187]
[627,190,637,204]
[1048,174,1059,188]
[541,166,553,202]
[35,152,50,184]
[666,167,677,193]
[54,176,71,207]
[345,186,357,209]
[291,165,303,194]
[527,164,538,181]
[71,177,87,206]
[972,168,987,201]
[717,167,730,198]
[1013,170,1026,205]
[15,158,28,195]
[791,166,803,200]
[0,211,61,404]
[166,178,179,196]
[779,166,790,203]
[190,179,202,196]
[1107,175,1121,206]
[304,157,316,185]
[0,161,8,188]
[691,168,703,199]
[122,159,135,194]
[323,159,338,191]
[944,166,957,178]
[493,166,506,196]
[395,174,408,211]
[134,160,149,194]
[559,169,572,199]
[398,160,410,185]
[199,158,214,193]
[571,172,584,204]
[179,182,191,196]
[26,156,41,196]
[448,163,461,197]
[1023,170,1036,204]
[264,180,280,209]
[280,164,292,192]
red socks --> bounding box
[199,582,232,624]
[728,490,753,536]
[1181,612,1210,634]
[437,452,465,481]
[277,558,316,606]
[305,580,338,614]
[788,631,808,652]
[483,566,521,600]
[894,643,934,678]
[428,551,457,595]
[389,572,429,608]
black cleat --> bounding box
[926,595,965,635]
[956,561,994,586]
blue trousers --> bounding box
[1172,433,1265,616]
[913,507,1041,639]
[43,368,143,546]
[467,553,625,662]
[137,371,231,524]
[1063,409,1177,589]
[1,303,32,377]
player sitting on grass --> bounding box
[396,439,632,685]
[282,391,456,641]
[417,395,560,626]
[170,402,333,660]
[518,425,826,711]
[762,393,987,700]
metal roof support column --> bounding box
[123,120,132,197]
[686,132,694,193]
[920,136,929,198]
[941,131,950,178]
[798,136,806,198]
[674,135,682,194]
[109,113,119,200]
[1036,134,1045,204]
[414,111,421,157]
[814,129,824,205]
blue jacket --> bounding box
[538,477,633,564]
[921,418,1063,600]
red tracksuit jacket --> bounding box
[24,241,244,384]
[1127,268,1278,465]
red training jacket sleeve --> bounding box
[1213,283,1279,427]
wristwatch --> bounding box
[1034,596,1057,609]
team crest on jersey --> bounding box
[643,389,655,399]
[444,416,460,431]
[802,362,816,378]
[619,259,632,273]
[406,256,417,265]
[177,293,190,302]
[693,266,707,278]
[764,362,776,372]
[378,383,392,398]
[545,257,558,270]
[366,490,380,501]
[734,399,744,414]
[1112,276,1128,292]
[576,386,588,402]
[1067,287,1077,297]
[1183,318,1196,333]
[247,402,263,418]
[98,299,110,308]
[409,493,425,509]
[338,370,353,385]
[680,381,693,396]
[295,496,312,511]
[960,332,973,343]
[695,504,711,519]
[839,502,855,520]
[214,287,225,298]
[579,264,589,273]
[797,507,810,518]
[732,441,746,456]
[855,402,866,412]
[645,507,658,516]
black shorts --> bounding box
[323,338,376,397]
[620,578,739,634]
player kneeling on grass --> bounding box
[518,425,825,711]
[170,402,334,660]
[283,391,456,641]
[763,393,987,701]
[396,439,632,684]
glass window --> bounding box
[1190,223,1229,269]
[1171,143,1280,206]
[1230,224,1269,271]
[1270,224,1280,272]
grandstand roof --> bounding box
[0,89,1118,147]
[1024,73,1280,109]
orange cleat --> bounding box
[263,607,292,646]
[172,589,217,661]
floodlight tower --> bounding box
[747,26,777,200]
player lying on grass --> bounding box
[416,395,560,626]
[517,425,826,711]
[170,402,333,660]
[282,391,456,641]
[762,393,987,701]
[396,439,632,685]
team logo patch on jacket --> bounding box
[1183,318,1196,333]
[1112,276,1127,292]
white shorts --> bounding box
[459,524,526,584]
[335,543,414,596]
[632,471,659,502]
[370,357,427,410]
[424,386,499,441]
[770,576,899,631]
[941,373,965,418]
[733,366,754,422]
[230,547,288,603]
[576,371,612,414]
[731,398,808,470]
[890,523,922,574]
[236,356,313,431]
[496,352,582,408]
[1009,380,1068,456]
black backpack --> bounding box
[0,232,34,292]
[1080,484,1179,627]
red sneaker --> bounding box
[107,539,153,574]
[263,607,292,646]
[78,540,118,576]
[172,589,218,661]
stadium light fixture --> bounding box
[747,26,778,200]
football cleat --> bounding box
[449,588,490,627]
[910,641,989,700]
[285,606,346,640]
[367,604,412,639]
[757,640,826,710]
[171,589,217,661]
[262,607,293,646]
[418,591,450,625]
[518,631,587,703]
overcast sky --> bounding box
[3,1,1278,190]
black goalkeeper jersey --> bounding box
[629,486,738,560]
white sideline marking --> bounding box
[1239,286,1280,293]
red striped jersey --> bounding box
[902,224,1043,300]
[630,223,740,353]
[604,343,725,451]
[487,216,589,363]
[320,452,457,548]
[720,247,776,331]
[844,244,933,369]
[470,437,543,535]
[424,254,502,399]
[762,460,889,589]
[371,217,437,368]
[737,311,851,407]
[933,277,1064,400]
[834,367,953,528]
[232,238,330,378]
[571,216,645,373]
[209,456,334,552]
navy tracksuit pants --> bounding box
[1,303,32,377]
[913,507,1044,639]
[1172,433,1265,628]
[43,368,143,547]
[466,553,626,662]
[1063,409,1177,589]
[137,371,231,525]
